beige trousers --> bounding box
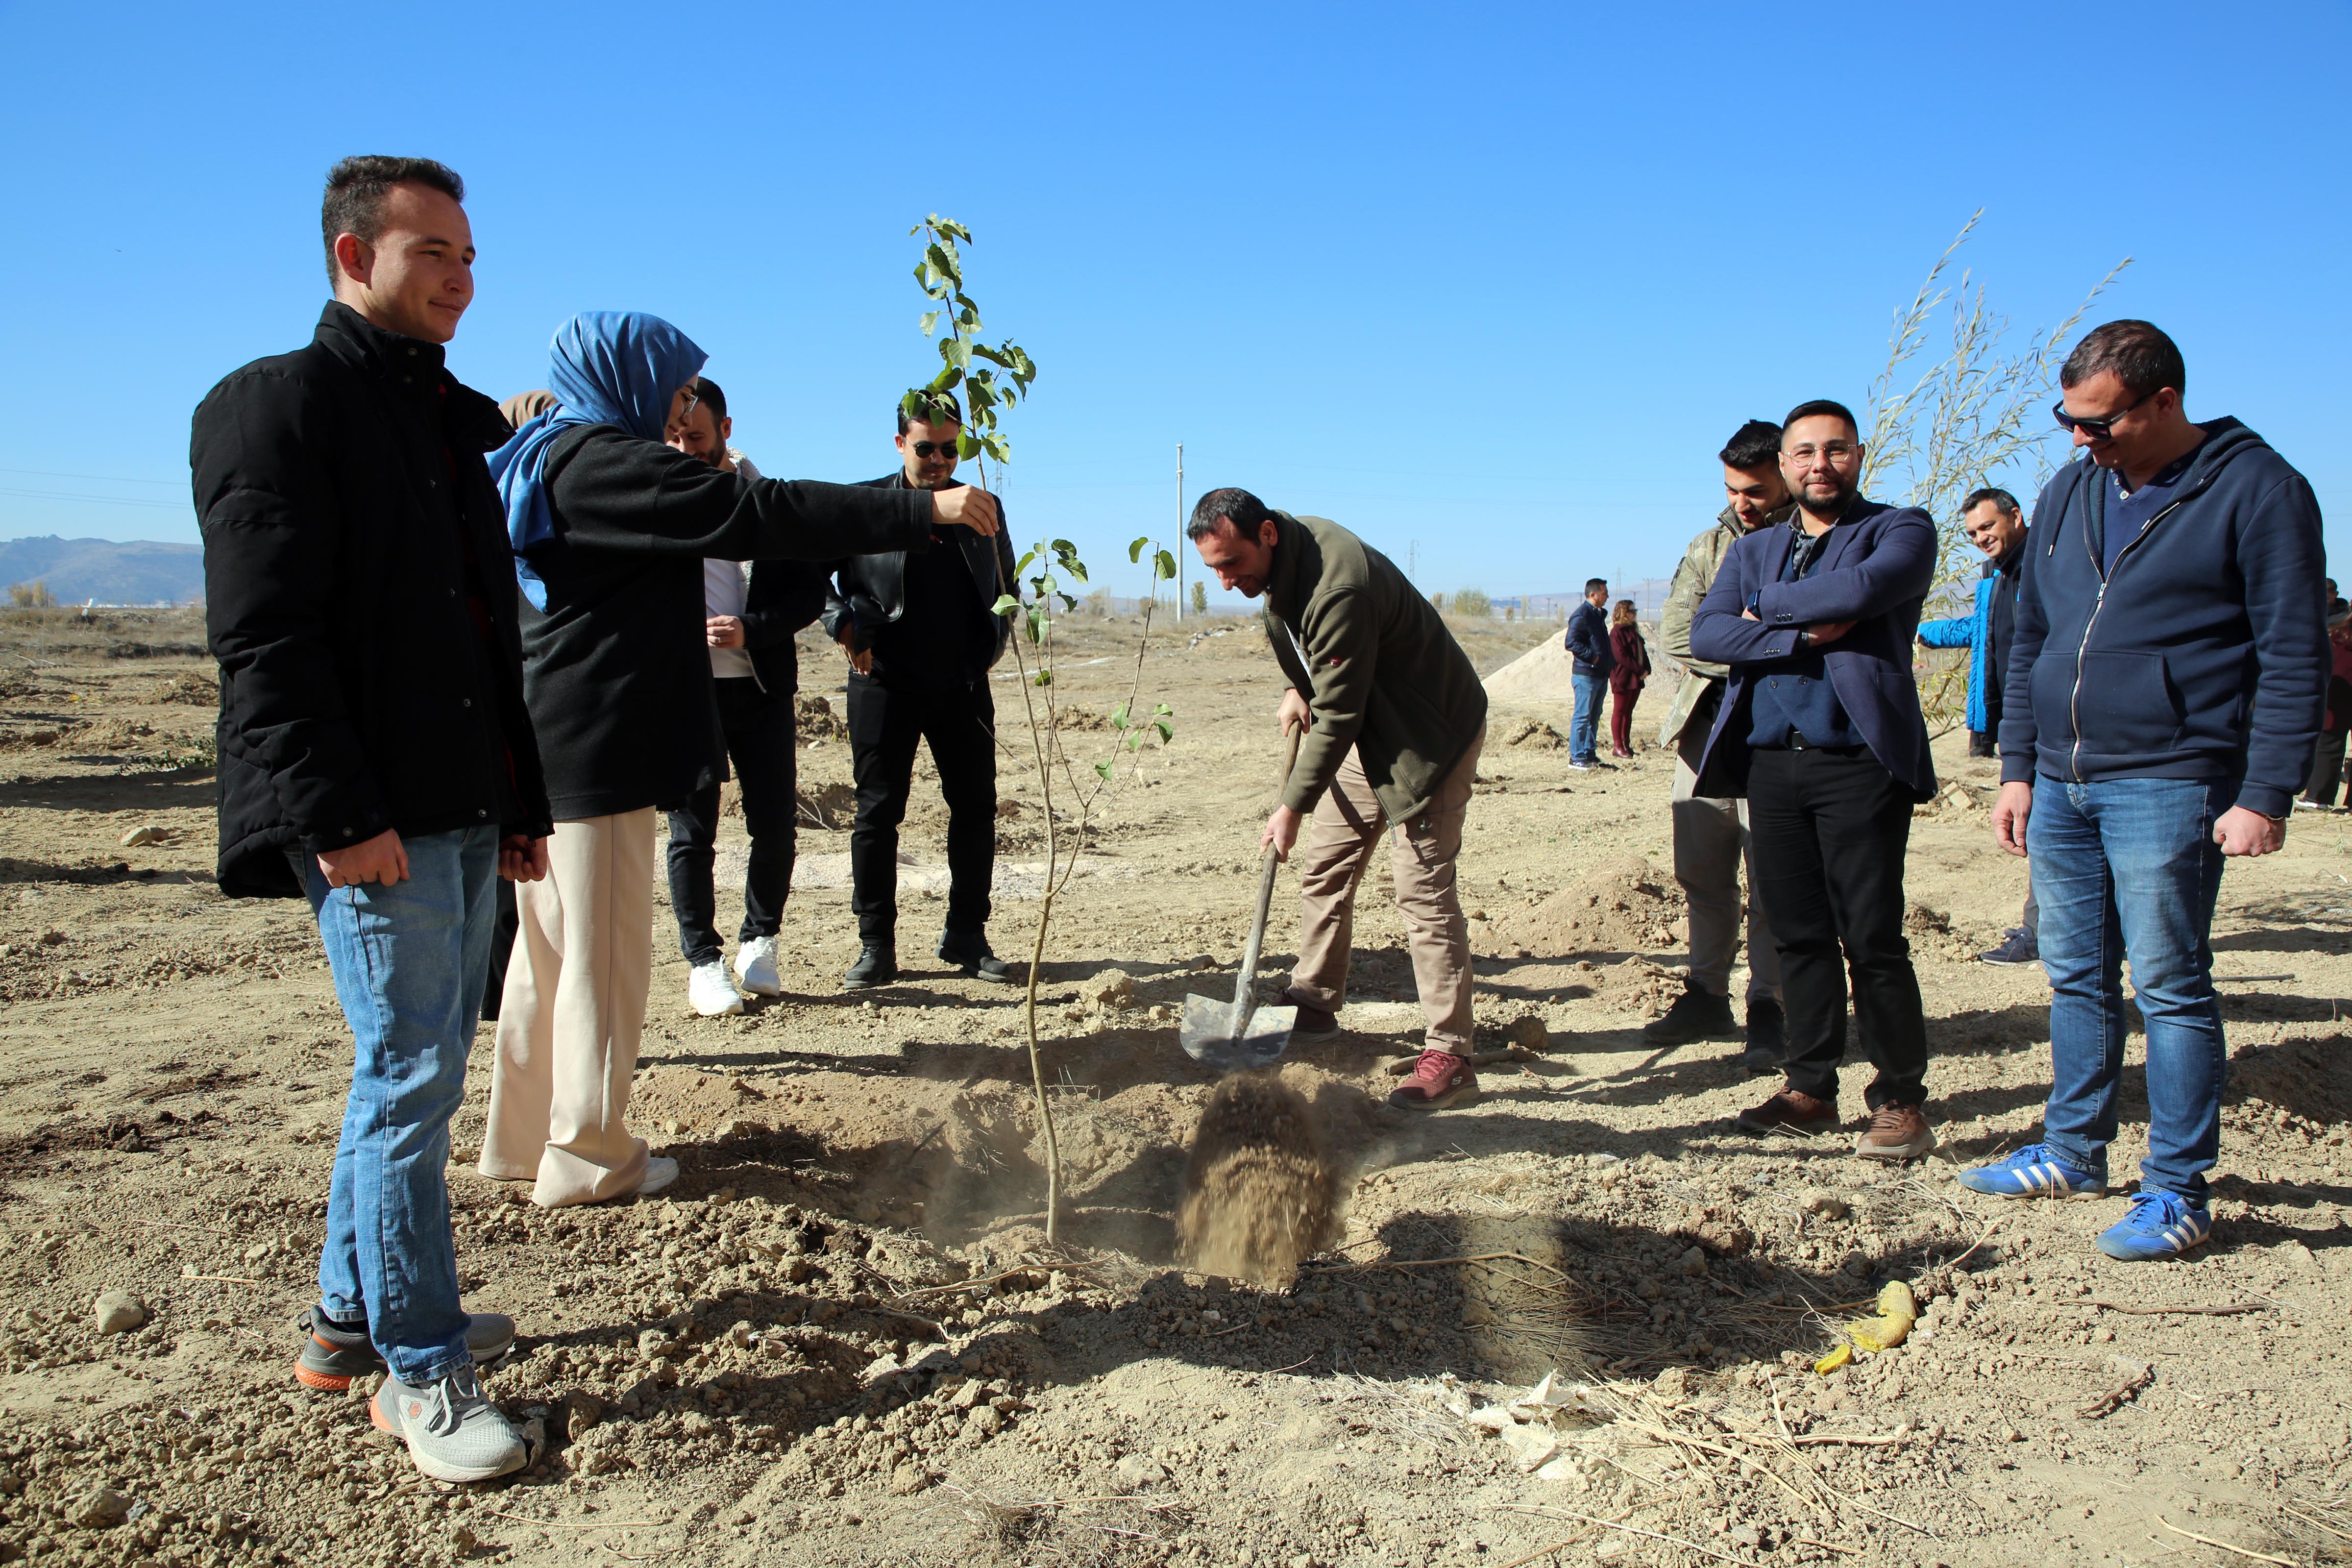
[479,809,656,1207]
[1288,726,1484,1054]
[1671,734,1781,1002]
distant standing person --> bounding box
[195,155,547,1483]
[1690,399,1940,1162]
[823,394,1022,989]
[1649,420,1791,1067]
[1605,600,1649,759]
[1564,578,1614,769]
[1189,488,1489,1110]
[1915,487,2039,966]
[2300,609,2352,812]
[1966,320,2327,1262]
[661,377,830,1016]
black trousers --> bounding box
[666,677,797,965]
[1746,745,1928,1109]
[2304,726,2348,807]
[847,673,996,944]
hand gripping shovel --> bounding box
[1180,728,1304,1073]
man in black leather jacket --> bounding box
[822,396,1020,987]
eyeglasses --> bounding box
[1784,442,1858,466]
[2052,389,2156,441]
[910,440,959,459]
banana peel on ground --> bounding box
[1812,1281,1918,1374]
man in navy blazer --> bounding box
[1690,399,1938,1162]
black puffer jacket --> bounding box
[192,302,552,898]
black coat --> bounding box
[192,302,553,899]
[736,559,829,696]
[522,427,933,820]
[820,471,1017,672]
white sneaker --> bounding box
[370,1365,528,1484]
[688,961,744,1017]
[733,935,783,996]
[637,1156,679,1197]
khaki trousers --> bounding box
[479,809,656,1207]
[1289,726,1483,1053]
[1671,735,1780,1002]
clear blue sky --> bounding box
[2,1,2346,608]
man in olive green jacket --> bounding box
[1190,488,1488,1110]
[1650,419,1793,1070]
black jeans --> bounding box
[1746,745,1928,1109]
[847,673,996,944]
[666,678,797,965]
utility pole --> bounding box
[1176,442,1184,621]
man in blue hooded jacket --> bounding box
[1965,320,2327,1262]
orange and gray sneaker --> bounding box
[1388,1049,1478,1110]
[296,1305,516,1392]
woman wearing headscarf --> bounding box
[478,313,998,1207]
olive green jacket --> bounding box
[1657,499,1795,750]
[1262,511,1487,824]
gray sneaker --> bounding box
[370,1364,528,1484]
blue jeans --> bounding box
[2028,775,2228,1203]
[1569,671,1607,764]
[302,827,499,1382]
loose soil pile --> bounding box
[1504,853,1686,956]
[1175,1072,1341,1288]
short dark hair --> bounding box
[1718,419,1783,470]
[321,156,464,286]
[687,376,727,424]
[1962,486,2021,518]
[1781,399,1859,440]
[1187,487,1272,542]
[1585,578,1609,597]
[2060,318,2184,399]
[897,393,963,435]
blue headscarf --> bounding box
[488,311,708,609]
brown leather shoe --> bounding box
[1734,1086,1840,1137]
[1282,988,1341,1038]
[1855,1102,1936,1162]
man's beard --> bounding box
[1800,475,1856,516]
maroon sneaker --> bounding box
[1734,1085,1840,1137]
[1388,1049,1478,1111]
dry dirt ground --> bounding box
[0,604,2347,1568]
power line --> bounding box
[0,487,187,511]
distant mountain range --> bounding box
[0,537,203,605]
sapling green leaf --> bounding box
[920,311,940,337]
[1128,537,1150,564]
[1093,761,1113,782]
[991,594,1021,616]
[1153,550,1177,583]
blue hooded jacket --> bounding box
[1998,417,2327,818]
[1917,546,2024,735]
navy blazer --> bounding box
[1687,499,1938,802]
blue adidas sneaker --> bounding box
[2096,1190,2212,1262]
[1955,1143,2108,1200]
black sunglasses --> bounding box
[910,440,959,459]
[2053,388,2157,441]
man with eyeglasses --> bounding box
[1689,399,1940,1163]
[1963,319,2327,1263]
[823,395,1022,989]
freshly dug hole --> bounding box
[1176,1072,1340,1288]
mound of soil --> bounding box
[1175,1072,1341,1288]
[1505,854,1684,956]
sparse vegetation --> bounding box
[7,581,56,608]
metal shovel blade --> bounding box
[1178,994,1298,1073]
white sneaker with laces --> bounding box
[637,1156,680,1197]
[733,936,782,996]
[688,961,744,1017]
[370,1364,528,1484]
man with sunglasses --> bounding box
[1966,319,2327,1263]
[823,396,1022,989]
[1689,399,1940,1163]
